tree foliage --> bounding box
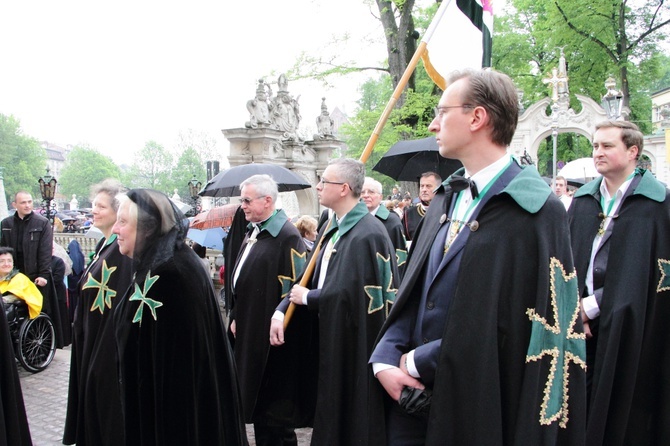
[123,141,173,192]
[0,114,47,206]
[58,145,121,206]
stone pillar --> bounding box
[221,127,347,217]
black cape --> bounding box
[568,170,670,445]
[0,308,32,446]
[115,244,247,445]
[281,202,398,446]
[373,205,407,278]
[230,209,316,426]
[379,164,587,445]
[63,236,134,446]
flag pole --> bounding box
[358,0,452,165]
[283,0,453,329]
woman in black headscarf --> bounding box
[63,179,134,446]
[112,189,247,446]
[66,239,85,322]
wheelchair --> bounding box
[3,298,56,373]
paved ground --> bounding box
[18,347,312,445]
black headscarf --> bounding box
[67,239,85,275]
[126,189,188,281]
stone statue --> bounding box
[314,97,334,139]
[245,79,272,129]
[270,74,301,140]
[69,194,79,210]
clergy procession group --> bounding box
[2,68,669,446]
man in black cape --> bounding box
[362,177,407,279]
[370,69,587,445]
[229,174,315,445]
[568,120,670,445]
[401,172,440,241]
[271,158,398,446]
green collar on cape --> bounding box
[374,204,391,220]
[574,169,666,202]
[444,163,551,214]
[247,209,287,237]
[329,201,368,237]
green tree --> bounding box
[124,141,173,192]
[58,145,121,207]
[0,114,47,206]
[171,147,207,200]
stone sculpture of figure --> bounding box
[270,74,302,140]
[70,194,79,210]
[245,79,272,129]
[315,97,334,139]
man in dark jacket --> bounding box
[1,191,53,288]
[271,158,399,446]
[229,174,312,445]
[362,177,407,277]
[569,120,670,445]
[371,69,586,445]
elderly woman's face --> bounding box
[113,200,137,258]
[0,253,13,276]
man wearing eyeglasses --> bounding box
[228,174,312,446]
[370,69,586,445]
[270,158,399,446]
[362,177,407,279]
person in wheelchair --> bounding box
[0,247,43,320]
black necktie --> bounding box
[449,175,479,198]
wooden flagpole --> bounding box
[283,0,453,329]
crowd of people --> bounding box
[1,68,669,446]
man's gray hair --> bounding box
[363,177,383,194]
[328,158,365,197]
[240,174,278,202]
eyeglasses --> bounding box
[320,178,347,186]
[434,104,474,118]
[240,196,267,205]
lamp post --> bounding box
[187,175,202,216]
[38,167,58,226]
[601,76,624,120]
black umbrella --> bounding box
[199,163,312,197]
[373,136,462,181]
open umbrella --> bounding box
[186,227,226,251]
[190,204,240,230]
[373,136,462,181]
[558,157,599,181]
[199,163,311,197]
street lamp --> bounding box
[187,175,202,215]
[601,76,623,120]
[38,167,58,226]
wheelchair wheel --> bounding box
[17,313,56,373]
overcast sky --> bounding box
[0,0,399,164]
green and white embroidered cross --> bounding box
[364,253,397,316]
[526,257,586,428]
[657,258,670,293]
[83,260,118,314]
[129,272,163,325]
[278,248,307,299]
[396,248,408,269]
